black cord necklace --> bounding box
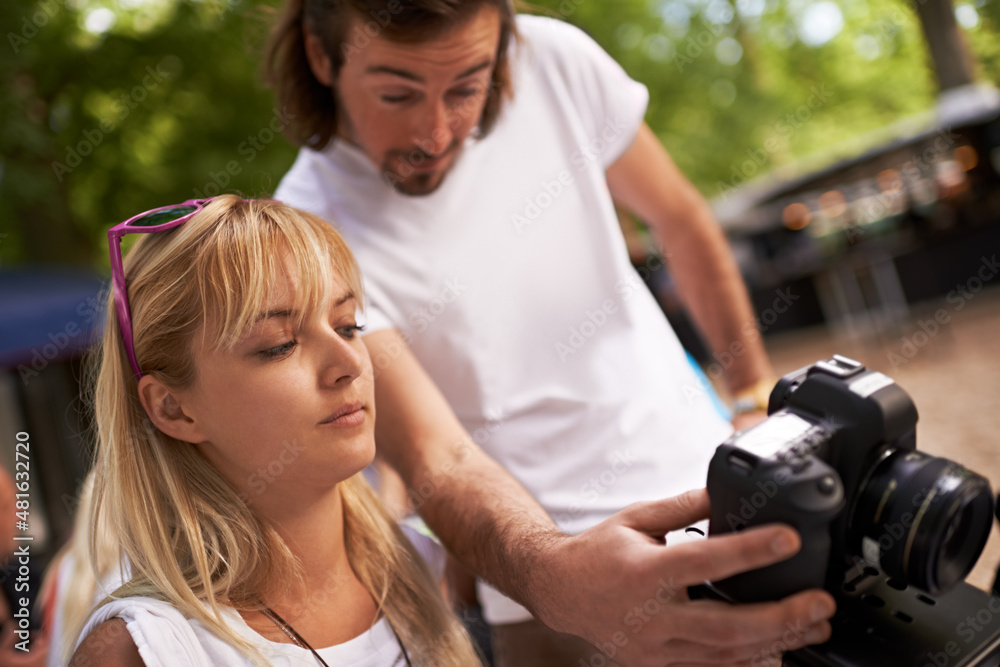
[260,604,414,667]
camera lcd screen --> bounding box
[737,411,814,459]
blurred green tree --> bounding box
[1,0,297,268]
[1,0,997,268]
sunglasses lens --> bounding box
[129,205,199,228]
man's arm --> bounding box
[606,123,773,405]
[365,329,835,666]
[366,328,558,606]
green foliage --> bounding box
[2,0,998,267]
[530,0,997,200]
[1,0,297,268]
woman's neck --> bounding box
[242,482,378,647]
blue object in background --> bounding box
[686,350,733,422]
[0,267,107,371]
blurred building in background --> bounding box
[715,87,1000,339]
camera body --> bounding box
[707,355,993,603]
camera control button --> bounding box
[818,476,838,495]
[787,457,810,472]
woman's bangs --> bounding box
[199,201,363,351]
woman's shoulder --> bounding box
[72,596,236,667]
[71,618,144,667]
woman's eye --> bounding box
[337,324,366,340]
[381,93,413,104]
[258,340,297,360]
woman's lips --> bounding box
[320,404,365,427]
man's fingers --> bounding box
[655,625,829,666]
[619,489,710,537]
[661,522,803,585]
[664,592,835,648]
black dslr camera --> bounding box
[706,355,995,603]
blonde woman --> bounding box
[70,196,481,666]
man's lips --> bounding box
[390,141,461,174]
[320,402,365,427]
[404,152,449,173]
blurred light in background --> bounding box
[955,4,980,29]
[797,1,845,47]
[783,202,812,230]
[83,7,115,34]
[818,189,847,218]
[715,37,744,66]
[954,145,979,171]
[854,34,881,61]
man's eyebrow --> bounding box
[364,60,493,83]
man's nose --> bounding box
[413,100,453,156]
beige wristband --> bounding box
[731,376,779,415]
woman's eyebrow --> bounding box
[254,308,296,323]
[252,292,354,323]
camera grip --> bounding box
[707,446,845,602]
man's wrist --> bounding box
[731,376,778,415]
[514,529,576,634]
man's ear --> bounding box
[304,28,335,87]
[137,375,206,445]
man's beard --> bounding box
[334,91,468,196]
[381,141,462,196]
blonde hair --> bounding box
[42,471,120,666]
[83,196,480,665]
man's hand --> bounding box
[731,409,768,434]
[528,489,836,667]
[365,331,833,665]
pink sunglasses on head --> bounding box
[108,198,214,379]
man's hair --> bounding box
[265,0,519,151]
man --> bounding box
[267,1,836,664]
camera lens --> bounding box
[851,449,994,594]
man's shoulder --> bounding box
[517,14,593,50]
[274,147,336,210]
[513,14,613,80]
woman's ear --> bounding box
[137,376,206,444]
[303,27,334,87]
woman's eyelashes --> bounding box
[337,324,366,340]
[256,322,364,360]
[258,340,297,360]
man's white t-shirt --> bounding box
[276,14,733,623]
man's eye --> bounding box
[258,340,297,360]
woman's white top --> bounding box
[79,596,408,666]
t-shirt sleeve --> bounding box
[519,15,649,167]
[78,599,215,667]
